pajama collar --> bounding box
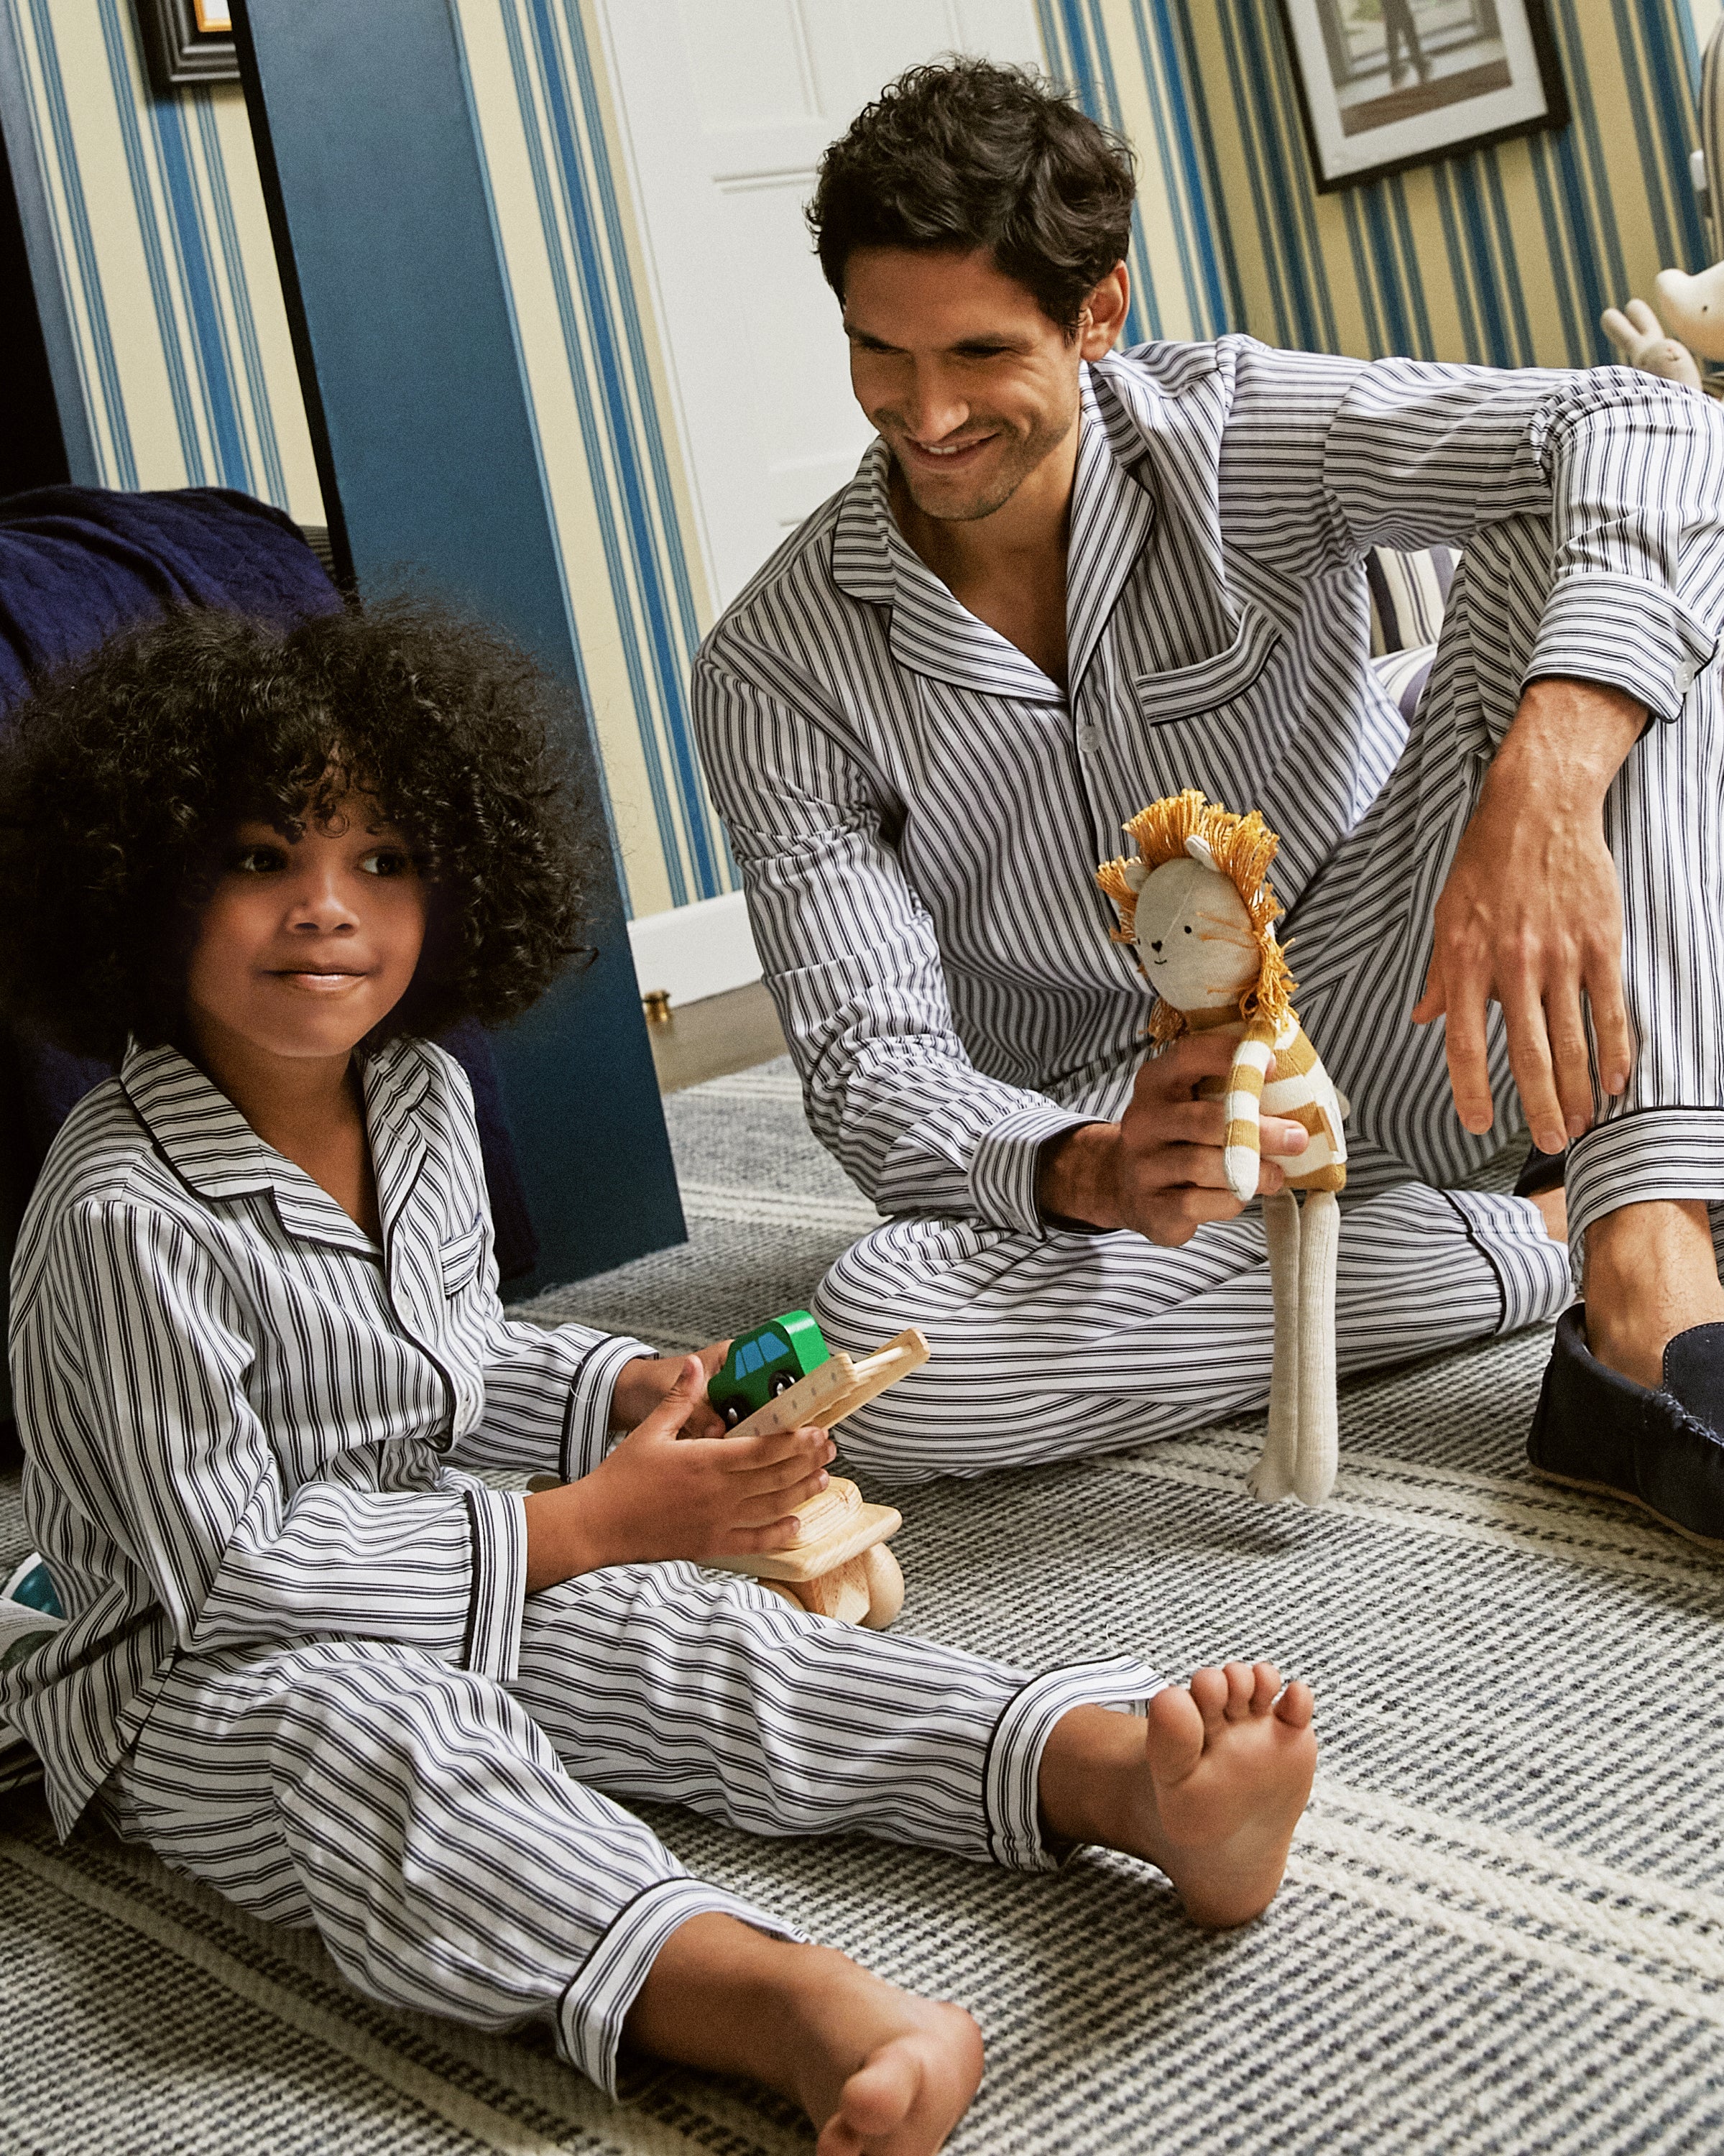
[120,1036,432,1255]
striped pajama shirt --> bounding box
[1,1040,1156,2093]
[693,336,1724,1481]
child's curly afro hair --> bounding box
[0,596,594,1060]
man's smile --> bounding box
[897,430,1000,471]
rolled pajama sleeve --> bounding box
[1306,350,1724,722]
[461,1483,528,1682]
[453,1307,653,1484]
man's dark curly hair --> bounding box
[0,597,592,1061]
[806,58,1135,333]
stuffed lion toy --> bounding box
[1098,791,1347,1506]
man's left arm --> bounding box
[1324,359,1724,1145]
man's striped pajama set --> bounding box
[693,337,1724,1483]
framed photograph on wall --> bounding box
[1278,0,1569,192]
[134,0,238,94]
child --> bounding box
[0,601,1316,2156]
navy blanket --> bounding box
[0,484,341,701]
[0,485,537,1301]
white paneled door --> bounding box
[596,0,1046,609]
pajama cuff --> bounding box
[1525,574,1718,726]
[555,1876,803,2098]
[984,1654,1166,1874]
[461,1486,527,1682]
[561,1334,655,1482]
[968,1102,1100,1238]
[1441,1187,1574,1335]
[1565,1110,1724,1270]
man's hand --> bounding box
[1036,1030,1309,1245]
[611,1342,729,1439]
[1411,676,1643,1155]
[525,1357,834,1591]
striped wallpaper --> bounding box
[1,1,1720,918]
[1179,1,1714,369]
[0,0,320,515]
[452,0,729,918]
[1035,0,1236,344]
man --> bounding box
[693,60,1724,1541]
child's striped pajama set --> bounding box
[0,1041,1155,2092]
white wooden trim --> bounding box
[627,889,762,1007]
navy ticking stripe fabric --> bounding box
[694,337,1724,1378]
[10,1038,1173,2090]
[2,1037,650,1835]
[96,1560,1160,2095]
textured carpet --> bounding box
[4,1058,1724,2154]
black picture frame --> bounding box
[1278,0,1569,193]
[134,0,239,95]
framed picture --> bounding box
[134,0,239,94]
[1278,0,1569,193]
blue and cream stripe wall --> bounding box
[1036,0,1237,344]
[0,0,724,921]
[451,1,728,923]
[1179,0,1713,370]
[0,0,320,517]
[3,0,1720,937]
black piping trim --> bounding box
[458,1488,482,1671]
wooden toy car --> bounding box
[707,1309,831,1427]
[704,1319,929,1628]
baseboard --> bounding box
[627,888,762,1008]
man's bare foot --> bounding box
[1531,1184,1567,1243]
[1584,1199,1724,1392]
[1040,1662,1317,1928]
[625,1919,982,2155]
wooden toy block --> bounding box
[705,1326,928,1626]
[530,1325,929,1627]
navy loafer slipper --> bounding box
[1528,1307,1724,1549]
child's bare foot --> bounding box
[788,1947,983,2155]
[625,1920,982,2155]
[1040,1662,1317,1928]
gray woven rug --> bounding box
[4,1056,1723,2154]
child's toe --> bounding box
[1186,1666,1230,1731]
[1221,1662,1255,1720]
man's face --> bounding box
[844,247,1102,525]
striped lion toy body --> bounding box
[1221,1011,1347,1203]
[1098,791,1346,1506]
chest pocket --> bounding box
[1133,609,1281,727]
[1125,610,1286,815]
[438,1219,487,1296]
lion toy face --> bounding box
[1122,837,1261,1015]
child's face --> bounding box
[183,793,428,1069]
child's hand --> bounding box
[524,1358,835,1589]
[610,1342,730,1439]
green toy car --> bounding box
[709,1309,831,1429]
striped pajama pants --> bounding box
[101,1563,1155,2095]
[815,542,1724,1484]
